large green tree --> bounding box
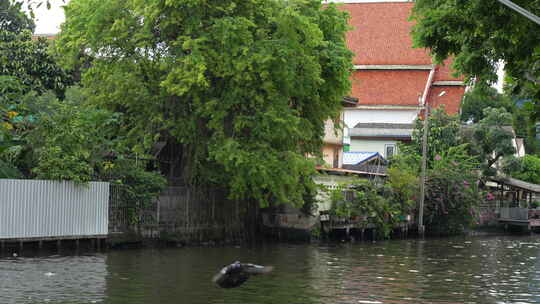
[463,107,516,178]
[57,0,353,207]
[0,0,35,33]
[460,84,514,123]
[0,0,72,96]
[411,1,540,118]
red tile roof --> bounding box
[341,2,464,112]
[427,86,464,115]
[342,2,431,65]
[351,70,427,106]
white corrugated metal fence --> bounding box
[0,179,109,239]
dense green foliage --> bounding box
[423,145,483,235]
[330,180,401,238]
[0,1,35,33]
[29,87,122,183]
[461,84,514,123]
[57,0,353,207]
[463,108,516,179]
[410,108,462,168]
[394,110,486,234]
[0,1,72,96]
[411,0,540,127]
[509,154,540,185]
[0,30,72,96]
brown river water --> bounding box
[0,234,539,304]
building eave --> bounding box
[324,1,414,4]
[345,105,422,110]
[354,64,433,71]
[432,80,465,86]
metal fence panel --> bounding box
[500,207,529,220]
[0,179,109,239]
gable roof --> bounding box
[343,152,385,165]
[342,2,431,65]
[340,2,465,112]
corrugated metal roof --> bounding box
[316,166,387,177]
[490,176,540,193]
[343,152,384,165]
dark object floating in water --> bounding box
[213,261,273,288]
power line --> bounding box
[498,0,540,26]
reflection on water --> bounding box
[0,255,106,304]
[1,235,540,304]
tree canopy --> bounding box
[0,1,72,96]
[57,0,353,207]
[0,1,35,33]
[460,84,514,123]
[411,0,540,117]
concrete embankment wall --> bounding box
[109,185,255,245]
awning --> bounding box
[489,176,540,193]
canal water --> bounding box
[0,235,539,304]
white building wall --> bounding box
[350,139,398,156]
[344,109,418,128]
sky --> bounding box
[29,0,68,34]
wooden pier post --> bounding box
[38,240,43,250]
[57,240,62,253]
[75,239,80,252]
[96,238,101,251]
[1,241,4,254]
[19,241,23,254]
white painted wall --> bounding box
[350,139,398,157]
[343,109,418,128]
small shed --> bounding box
[489,176,540,229]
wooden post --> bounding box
[96,238,101,251]
[38,240,43,250]
[1,241,4,254]
[75,239,80,252]
[19,241,23,254]
[57,240,62,253]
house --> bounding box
[321,96,359,168]
[331,0,466,159]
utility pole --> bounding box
[417,67,436,237]
[418,90,445,237]
[418,104,429,237]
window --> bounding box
[385,144,396,158]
